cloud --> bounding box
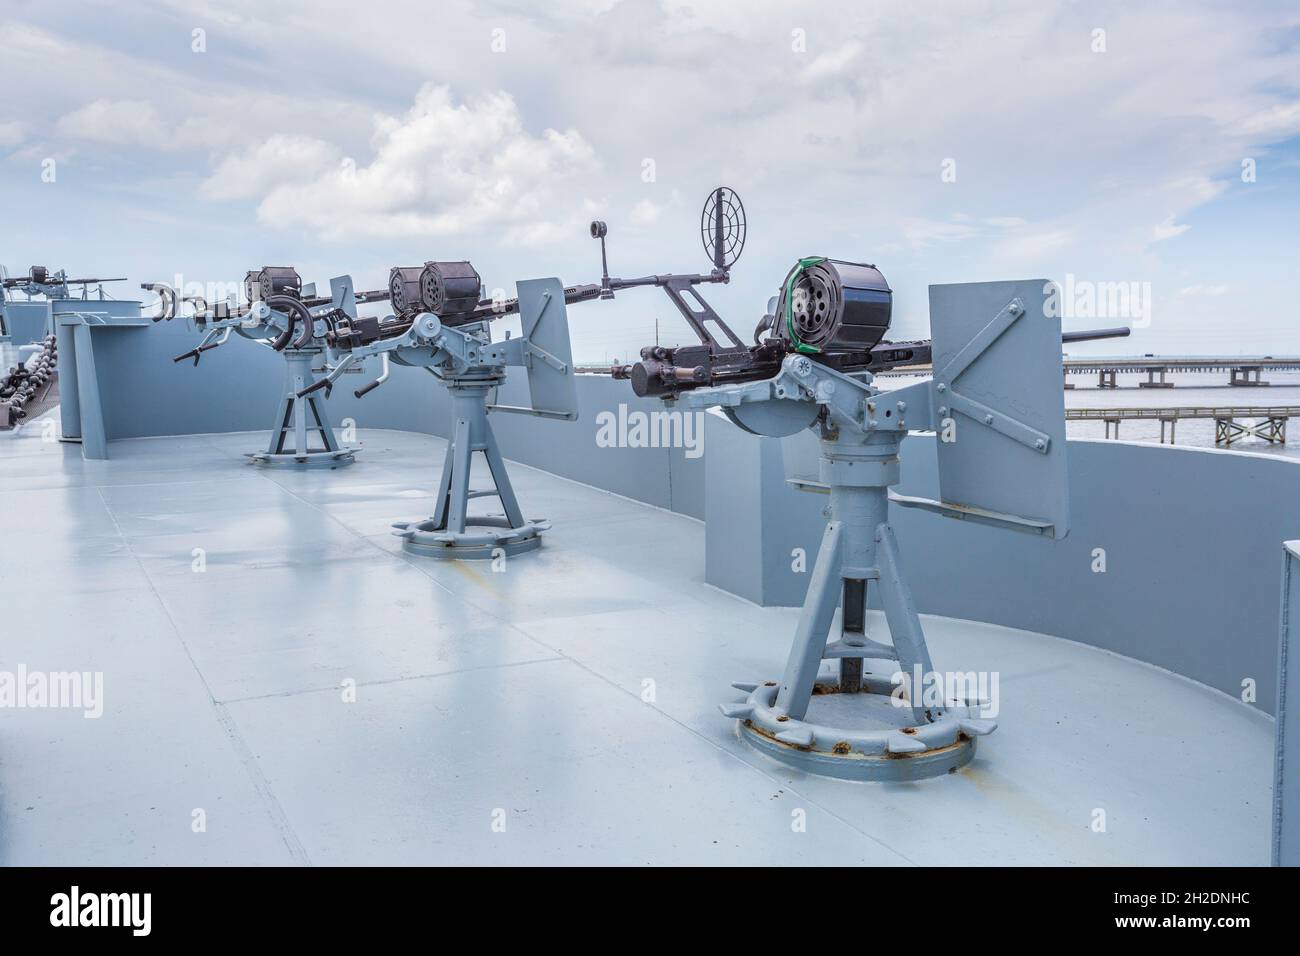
[630,198,661,225]
[55,99,166,146]
[1153,215,1191,242]
[0,120,23,149]
[992,227,1073,262]
[897,215,1071,260]
[6,1,1300,357]
[800,42,864,84]
[226,84,599,242]
[899,217,980,249]
[1230,99,1300,138]
[200,134,341,201]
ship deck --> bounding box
[0,418,1274,865]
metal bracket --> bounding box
[525,340,568,373]
[889,490,1056,536]
[933,297,1051,454]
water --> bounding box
[880,369,1300,461]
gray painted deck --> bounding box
[0,417,1274,865]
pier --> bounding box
[1066,405,1300,445]
[868,354,1300,388]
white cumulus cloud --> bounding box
[200,134,341,201]
[225,84,599,242]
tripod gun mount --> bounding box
[300,186,746,558]
[318,269,579,560]
[160,267,372,468]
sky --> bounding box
[1,0,1298,363]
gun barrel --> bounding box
[614,324,1136,398]
[3,276,127,287]
[462,282,605,323]
[1062,326,1131,343]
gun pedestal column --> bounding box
[690,278,1076,782]
[595,187,1094,781]
[392,369,548,559]
[248,347,356,469]
[813,429,925,700]
[335,277,578,560]
[697,357,992,782]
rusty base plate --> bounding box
[723,677,993,782]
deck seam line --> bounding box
[217,655,568,705]
[210,704,314,866]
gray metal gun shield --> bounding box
[515,277,578,421]
[329,275,357,319]
[924,279,1069,538]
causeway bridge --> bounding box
[1066,404,1300,445]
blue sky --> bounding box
[2,0,1298,362]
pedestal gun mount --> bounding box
[165,269,369,469]
[316,277,579,560]
[679,279,1073,780]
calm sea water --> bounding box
[880,369,1300,462]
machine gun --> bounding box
[319,261,581,559]
[324,264,605,355]
[156,267,368,467]
[156,267,392,362]
[3,265,128,339]
[323,187,751,391]
[586,190,1129,397]
[321,189,746,364]
[1,266,128,301]
[588,189,1131,783]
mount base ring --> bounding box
[727,678,992,782]
[392,515,549,560]
[245,448,357,469]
